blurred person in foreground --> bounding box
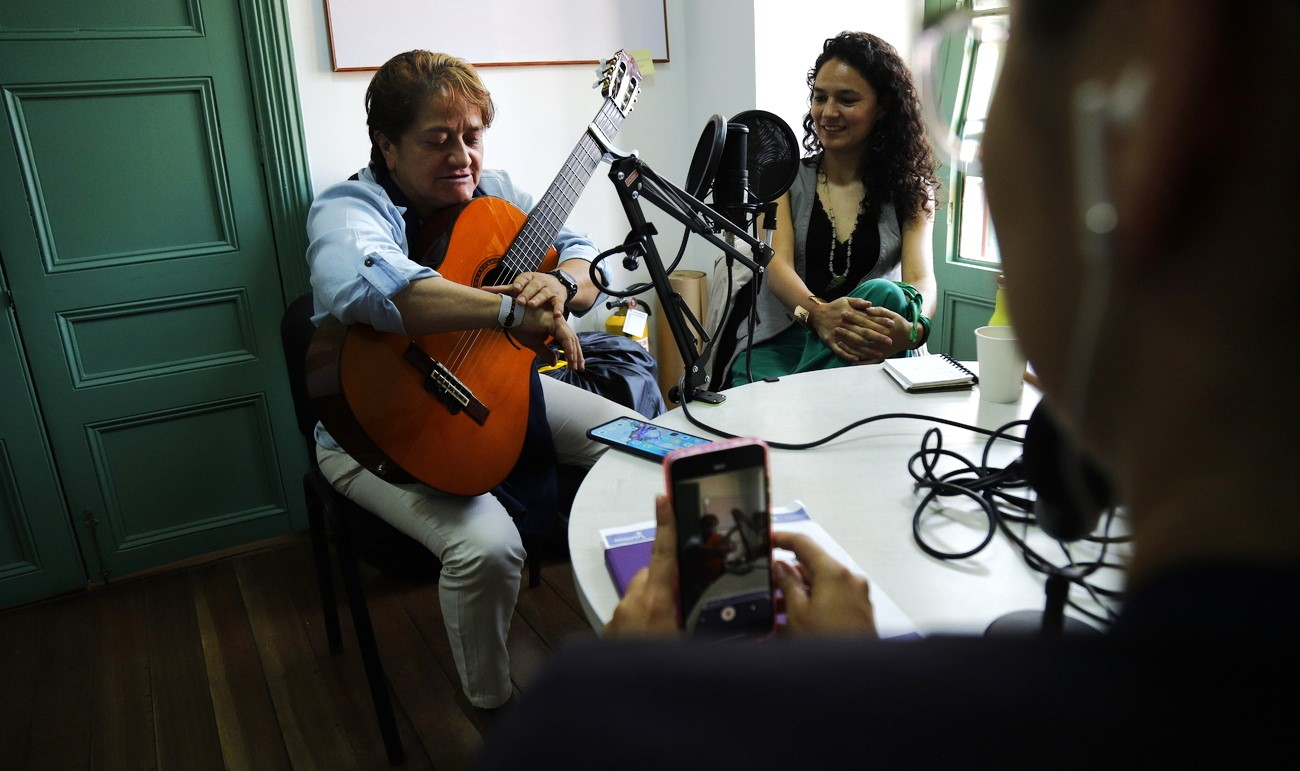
[475,1,1300,765]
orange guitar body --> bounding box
[307,196,557,497]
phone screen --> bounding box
[667,439,773,640]
[588,417,712,460]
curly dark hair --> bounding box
[801,31,940,222]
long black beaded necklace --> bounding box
[817,162,867,292]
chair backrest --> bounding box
[279,292,320,442]
[279,291,445,580]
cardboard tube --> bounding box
[655,270,708,403]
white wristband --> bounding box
[497,294,522,330]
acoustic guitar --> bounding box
[307,51,642,496]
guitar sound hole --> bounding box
[481,264,508,287]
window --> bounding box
[951,5,1007,266]
[921,1,1009,267]
[915,0,1011,357]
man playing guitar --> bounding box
[305,50,641,713]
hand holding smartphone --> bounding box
[664,437,774,640]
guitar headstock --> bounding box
[600,50,642,118]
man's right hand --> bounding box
[513,306,585,371]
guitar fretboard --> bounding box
[498,97,626,276]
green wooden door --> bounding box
[931,178,1001,361]
[0,0,306,596]
[0,282,87,606]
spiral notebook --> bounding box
[883,354,978,393]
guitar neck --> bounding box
[499,98,626,276]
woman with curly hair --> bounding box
[726,31,940,386]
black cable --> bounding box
[676,380,1022,451]
[905,423,1126,627]
[590,223,693,301]
[673,382,1126,626]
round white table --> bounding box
[568,365,1120,635]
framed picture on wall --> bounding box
[324,0,670,70]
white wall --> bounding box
[286,0,920,332]
[753,0,922,141]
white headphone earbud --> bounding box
[1059,63,1151,489]
[1107,64,1152,129]
[1073,63,1151,246]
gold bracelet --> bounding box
[793,295,824,328]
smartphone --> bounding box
[664,437,774,640]
[587,417,713,461]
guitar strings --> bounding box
[445,100,621,381]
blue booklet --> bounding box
[600,522,656,597]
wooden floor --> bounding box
[0,533,597,770]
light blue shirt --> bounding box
[304,165,600,450]
[306,166,598,332]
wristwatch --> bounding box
[548,268,578,307]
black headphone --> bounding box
[1021,404,1115,542]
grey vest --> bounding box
[730,158,904,363]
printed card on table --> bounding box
[599,501,918,639]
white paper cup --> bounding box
[975,325,1026,403]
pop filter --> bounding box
[728,109,799,204]
[684,114,726,200]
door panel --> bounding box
[936,281,996,362]
[0,0,196,31]
[0,289,87,606]
[0,0,304,584]
[86,395,286,551]
[16,81,233,265]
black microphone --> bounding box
[713,122,751,229]
[682,111,798,234]
[1021,404,1115,542]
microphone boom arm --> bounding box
[591,127,773,268]
[594,135,771,404]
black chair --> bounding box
[280,292,431,765]
[279,292,548,765]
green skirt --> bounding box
[730,278,918,386]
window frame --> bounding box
[921,0,1009,360]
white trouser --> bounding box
[317,376,640,708]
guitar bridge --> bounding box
[403,343,490,426]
